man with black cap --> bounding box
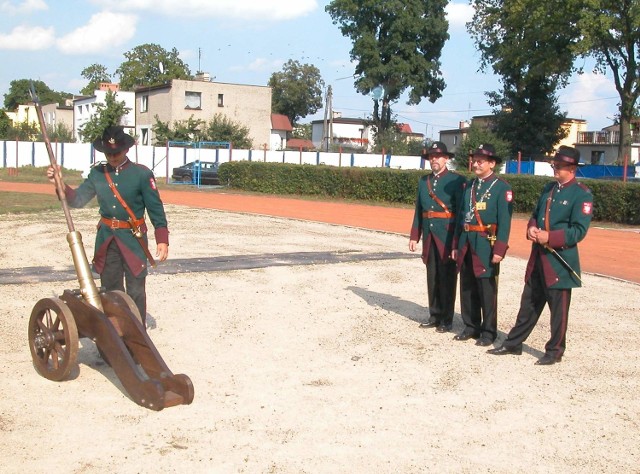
[488,145,593,365]
[452,143,513,346]
[47,125,169,326]
[409,141,466,333]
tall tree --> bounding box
[326,0,448,132]
[115,43,192,90]
[468,0,577,157]
[80,63,112,96]
[268,60,325,126]
[575,0,640,162]
[78,91,131,143]
[3,79,71,110]
[454,122,511,170]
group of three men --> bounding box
[409,142,593,366]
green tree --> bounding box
[575,0,640,162]
[46,122,74,142]
[486,79,568,158]
[204,114,253,149]
[6,119,40,141]
[454,123,511,170]
[373,126,409,155]
[4,79,71,110]
[116,43,192,90]
[0,110,11,138]
[468,0,577,157]
[80,63,112,96]
[152,115,206,144]
[291,123,312,140]
[78,91,131,143]
[152,114,253,148]
[326,0,448,131]
[268,60,325,126]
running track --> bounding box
[1,182,638,284]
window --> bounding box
[185,91,201,109]
[590,150,604,165]
[453,135,458,145]
[141,128,149,146]
[217,94,224,107]
[141,95,148,113]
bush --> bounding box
[218,161,640,224]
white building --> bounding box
[73,83,135,141]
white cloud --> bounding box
[89,0,317,21]
[0,0,47,14]
[446,2,474,30]
[560,72,619,128]
[0,25,55,50]
[56,12,137,55]
[230,57,283,73]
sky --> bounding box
[0,0,622,140]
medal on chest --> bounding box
[466,178,497,222]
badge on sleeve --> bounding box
[582,202,592,215]
[150,178,157,190]
[505,190,513,202]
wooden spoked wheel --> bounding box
[28,297,79,381]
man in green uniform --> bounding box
[488,146,593,365]
[410,142,466,333]
[47,126,169,326]
[452,144,513,346]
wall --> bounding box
[1,140,423,179]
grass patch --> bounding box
[0,191,62,214]
[0,165,85,185]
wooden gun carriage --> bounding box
[27,84,193,411]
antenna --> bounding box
[198,47,202,73]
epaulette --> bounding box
[577,181,592,193]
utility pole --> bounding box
[328,85,333,152]
[321,85,333,152]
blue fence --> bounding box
[506,160,636,180]
[576,165,636,179]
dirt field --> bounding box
[0,204,638,473]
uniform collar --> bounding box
[106,157,130,174]
[476,172,495,185]
[432,168,448,179]
[557,177,576,190]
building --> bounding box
[576,122,640,164]
[5,104,39,127]
[439,115,588,158]
[134,77,272,148]
[73,83,135,141]
[41,100,74,133]
[310,113,423,152]
[270,114,293,150]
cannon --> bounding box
[27,84,193,410]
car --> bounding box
[171,161,220,185]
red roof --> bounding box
[271,114,293,132]
[286,138,314,150]
[397,123,413,134]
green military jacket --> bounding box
[455,173,513,278]
[525,178,593,289]
[64,159,168,277]
[410,168,466,262]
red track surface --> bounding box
[2,181,638,284]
